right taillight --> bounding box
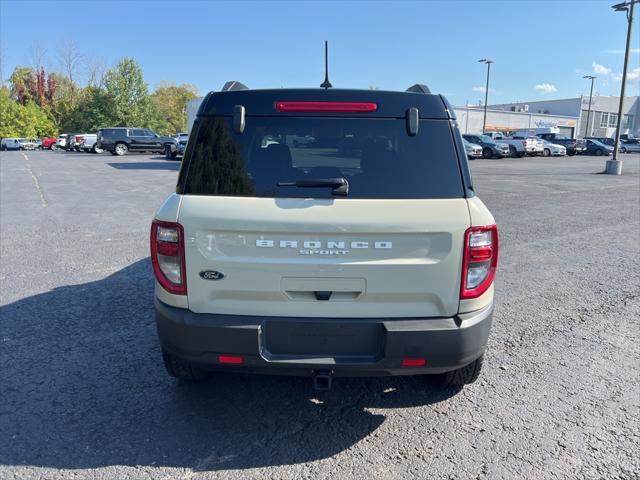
[461,225,498,299]
[150,220,187,295]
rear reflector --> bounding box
[275,101,378,113]
[401,358,426,368]
[219,355,244,365]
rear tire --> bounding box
[543,148,551,157]
[441,355,484,386]
[595,148,603,156]
[114,142,128,156]
[620,147,627,154]
[92,146,104,154]
[162,350,208,381]
[508,145,517,158]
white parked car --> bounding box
[1,138,21,151]
[55,134,68,149]
[16,138,38,150]
[463,139,482,159]
[77,134,104,154]
[540,139,566,157]
[488,133,538,157]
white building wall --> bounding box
[454,107,578,136]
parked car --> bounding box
[77,134,104,154]
[30,138,43,149]
[96,128,176,156]
[41,137,57,149]
[583,139,613,156]
[585,137,614,147]
[62,133,80,151]
[540,139,566,157]
[1,138,21,150]
[619,139,640,154]
[165,134,188,160]
[493,133,540,157]
[463,139,482,159]
[535,133,585,156]
[17,138,38,150]
[462,134,510,158]
[173,132,189,143]
[55,134,68,150]
[152,82,498,388]
[511,135,544,156]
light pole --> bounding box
[583,75,596,137]
[478,59,494,134]
[606,0,638,175]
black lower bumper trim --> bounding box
[155,299,493,376]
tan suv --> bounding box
[151,83,498,390]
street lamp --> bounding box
[583,75,596,137]
[606,0,638,175]
[478,59,494,134]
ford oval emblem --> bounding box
[199,270,225,281]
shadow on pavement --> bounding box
[0,259,460,472]
[107,162,180,170]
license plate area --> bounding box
[262,319,384,359]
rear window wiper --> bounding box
[277,178,349,196]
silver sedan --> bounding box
[541,139,566,157]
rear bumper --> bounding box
[155,299,493,377]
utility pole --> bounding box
[583,75,596,137]
[606,0,638,175]
[478,59,494,134]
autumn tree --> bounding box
[151,82,199,135]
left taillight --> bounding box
[460,225,498,299]
[150,220,187,295]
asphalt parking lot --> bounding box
[1,149,639,480]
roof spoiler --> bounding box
[221,81,249,92]
[406,84,431,94]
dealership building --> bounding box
[485,95,639,139]
[187,94,639,139]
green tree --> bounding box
[0,87,57,137]
[151,82,199,135]
[103,57,154,127]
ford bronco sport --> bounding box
[151,82,498,389]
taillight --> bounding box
[150,220,187,295]
[460,225,498,299]
[274,101,378,112]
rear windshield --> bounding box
[179,116,464,199]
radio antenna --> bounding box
[320,40,333,89]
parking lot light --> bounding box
[606,0,638,175]
[582,75,596,137]
[478,59,494,134]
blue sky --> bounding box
[1,0,638,105]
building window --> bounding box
[600,112,609,128]
[623,114,633,129]
[608,113,618,128]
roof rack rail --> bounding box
[406,84,431,94]
[221,81,249,92]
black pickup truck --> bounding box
[535,133,586,156]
